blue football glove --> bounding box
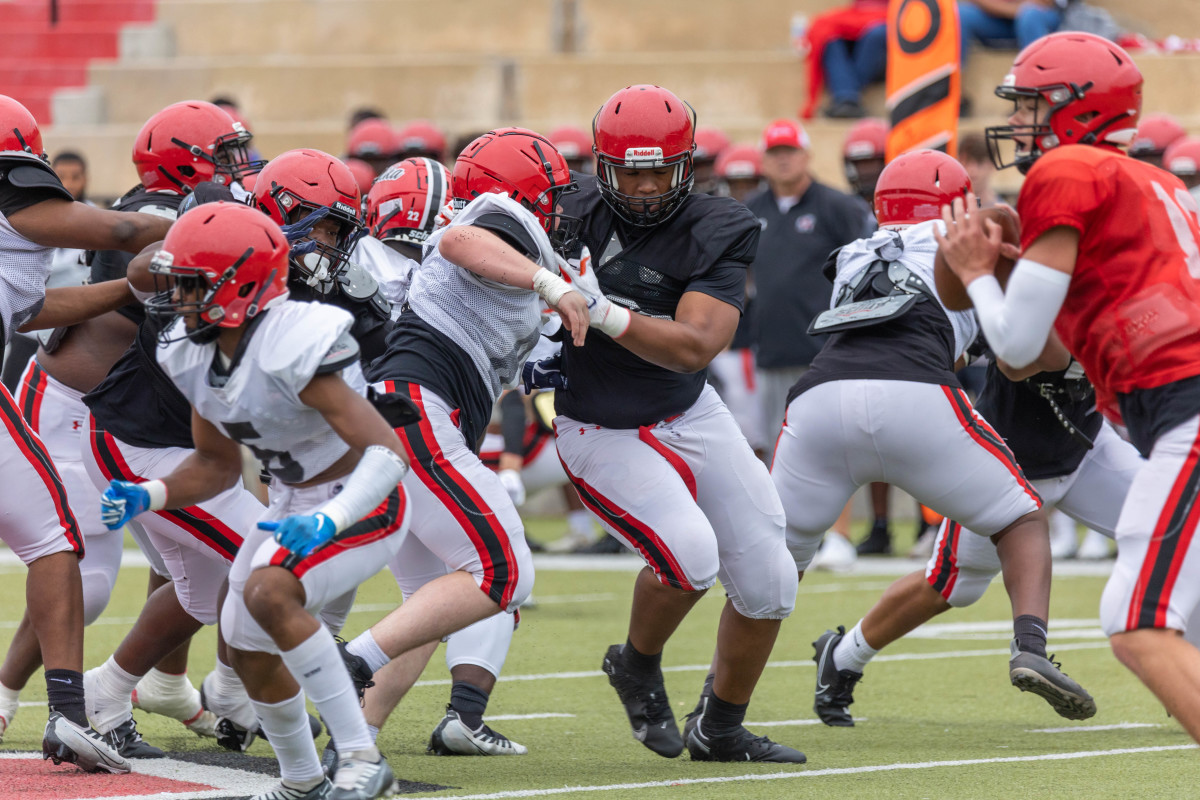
[258,513,337,558]
[100,480,151,530]
[522,352,567,395]
[281,206,331,257]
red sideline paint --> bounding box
[5,758,212,798]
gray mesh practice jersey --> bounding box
[352,235,417,320]
[408,192,555,403]
[158,300,366,485]
[0,210,51,344]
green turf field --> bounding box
[2,518,1196,799]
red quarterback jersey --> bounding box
[1018,144,1200,421]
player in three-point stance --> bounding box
[100,202,412,800]
[939,30,1200,744]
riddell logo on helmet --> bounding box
[624,147,664,162]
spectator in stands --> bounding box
[748,119,868,459]
[1165,137,1200,204]
[799,0,888,119]
[1129,112,1186,169]
[959,0,1063,113]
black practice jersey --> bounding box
[976,359,1103,480]
[1119,374,1200,459]
[555,176,759,428]
[89,186,184,325]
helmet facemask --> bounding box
[595,149,693,227]
[277,196,364,297]
[169,124,264,189]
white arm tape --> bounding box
[532,267,572,306]
[317,446,409,533]
[142,479,168,512]
[965,258,1071,370]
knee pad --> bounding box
[79,569,115,626]
[445,612,517,677]
[942,567,996,608]
[503,545,537,612]
[319,589,357,638]
[726,555,798,620]
[174,578,220,627]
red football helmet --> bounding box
[873,149,971,228]
[548,125,592,161]
[367,157,452,246]
[253,148,364,294]
[396,120,447,161]
[986,32,1142,173]
[592,84,696,226]
[0,95,45,161]
[453,127,579,253]
[344,157,377,195]
[694,127,731,163]
[145,201,289,343]
[346,118,398,161]
[714,145,763,179]
[1164,137,1200,178]
[133,101,262,193]
[843,118,889,200]
[1130,112,1186,161]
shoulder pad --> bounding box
[315,329,360,374]
[368,289,392,320]
[3,162,72,202]
[137,204,179,221]
[339,260,381,302]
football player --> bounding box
[346,118,399,177]
[101,201,412,800]
[548,124,594,175]
[773,149,1093,724]
[1164,136,1200,204]
[395,119,447,163]
[552,85,804,763]
[333,128,588,762]
[0,99,261,747]
[1127,111,1186,169]
[938,31,1200,744]
[0,94,173,773]
[712,144,763,204]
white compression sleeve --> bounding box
[965,259,1071,370]
[317,445,408,532]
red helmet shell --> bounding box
[694,127,731,162]
[149,201,289,334]
[0,95,44,160]
[1164,137,1200,178]
[452,127,578,250]
[714,145,763,179]
[344,158,377,195]
[346,119,398,160]
[395,120,447,161]
[1130,113,1186,158]
[254,149,362,227]
[547,125,592,160]
[367,157,451,245]
[592,84,696,226]
[873,149,971,228]
[843,118,889,161]
[133,100,260,193]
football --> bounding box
[934,205,1021,311]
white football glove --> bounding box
[497,468,527,507]
[558,247,631,338]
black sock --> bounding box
[703,691,748,738]
[450,681,490,730]
[622,639,662,676]
[1014,615,1049,658]
[45,669,87,727]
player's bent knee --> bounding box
[80,574,116,626]
[727,560,799,620]
[243,567,303,624]
[786,527,823,573]
[944,568,996,608]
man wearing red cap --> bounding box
[749,118,871,460]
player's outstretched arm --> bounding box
[18,279,134,332]
[997,330,1072,382]
[99,411,244,530]
[7,197,172,254]
[613,290,740,374]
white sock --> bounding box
[251,692,323,787]
[135,668,202,722]
[203,658,258,730]
[833,621,879,673]
[88,656,140,733]
[568,510,594,537]
[346,629,390,674]
[0,680,21,704]
[280,630,372,753]
[367,723,380,743]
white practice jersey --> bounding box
[831,219,979,361]
[409,191,556,402]
[352,235,418,319]
[158,300,367,485]
[0,209,52,344]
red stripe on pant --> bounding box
[637,425,697,501]
[388,381,520,610]
[269,493,403,579]
[927,520,961,601]
[0,381,82,555]
[1126,424,1200,630]
[553,439,695,591]
[942,386,1040,506]
[740,349,756,391]
[89,420,242,561]
[17,358,47,433]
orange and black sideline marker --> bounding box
[885,0,961,160]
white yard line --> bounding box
[400,745,1197,799]
[487,712,576,721]
[1029,722,1161,733]
[745,718,866,727]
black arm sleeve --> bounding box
[473,212,541,260]
[0,181,63,217]
[498,390,526,456]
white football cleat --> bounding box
[428,707,528,756]
[132,668,216,737]
[43,711,131,773]
[811,532,857,572]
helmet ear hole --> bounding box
[237,282,256,298]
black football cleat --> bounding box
[812,626,863,727]
[1009,640,1096,720]
[601,644,683,758]
[334,637,376,705]
[686,711,806,764]
[855,520,892,556]
[103,717,166,758]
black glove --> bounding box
[522,352,567,395]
